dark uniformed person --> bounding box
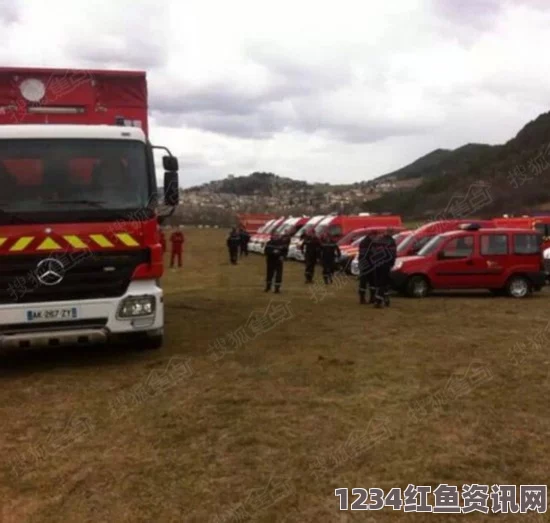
[358,233,376,304]
[376,231,397,307]
[239,228,250,257]
[301,230,321,283]
[227,228,241,264]
[320,234,341,284]
[264,233,288,293]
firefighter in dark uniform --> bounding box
[227,228,241,264]
[239,228,250,257]
[358,232,376,304]
[264,233,288,293]
[301,230,321,283]
[376,231,397,307]
[320,234,341,284]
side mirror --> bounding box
[163,155,179,171]
[437,251,446,260]
[163,171,179,206]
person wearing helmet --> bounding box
[264,232,288,293]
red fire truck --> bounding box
[0,66,179,350]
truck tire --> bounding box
[137,334,164,350]
[406,275,430,298]
[505,276,531,298]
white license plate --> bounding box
[26,307,79,322]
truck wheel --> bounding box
[506,276,531,298]
[406,275,430,298]
[137,335,164,350]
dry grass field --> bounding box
[1,227,549,522]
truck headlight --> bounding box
[393,260,403,271]
[117,295,156,318]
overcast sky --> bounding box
[1,0,550,188]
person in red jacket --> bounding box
[170,229,185,268]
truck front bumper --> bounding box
[0,279,163,350]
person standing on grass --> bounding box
[227,228,241,264]
[239,227,250,257]
[264,233,288,293]
[376,231,397,307]
[170,229,185,268]
[301,229,321,284]
[320,234,341,284]
[358,232,375,304]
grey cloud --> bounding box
[0,0,21,24]
[149,40,436,143]
[68,35,167,69]
[151,85,261,117]
[149,41,355,119]
[152,108,285,140]
[63,2,169,69]
[433,0,502,29]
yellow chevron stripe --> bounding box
[0,238,6,247]
[37,237,62,250]
[90,234,113,248]
[64,235,88,249]
[10,236,34,251]
[116,233,139,246]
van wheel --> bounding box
[506,276,531,298]
[406,275,430,298]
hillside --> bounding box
[375,148,452,181]
[172,111,550,224]
[366,111,550,218]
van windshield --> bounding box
[417,235,444,256]
[397,234,415,254]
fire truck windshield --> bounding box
[0,139,153,223]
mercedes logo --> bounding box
[35,258,65,286]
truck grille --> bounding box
[0,250,150,304]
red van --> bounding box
[396,220,496,258]
[390,225,545,298]
[337,226,405,249]
[314,214,402,241]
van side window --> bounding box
[441,235,474,258]
[328,225,342,237]
[481,234,508,255]
[534,223,546,236]
[513,234,540,254]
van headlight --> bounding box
[393,260,403,271]
[117,295,156,318]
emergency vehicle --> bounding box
[236,213,276,234]
[390,224,545,298]
[254,216,309,255]
[0,66,179,350]
[287,214,327,261]
[313,214,402,242]
[249,216,286,253]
